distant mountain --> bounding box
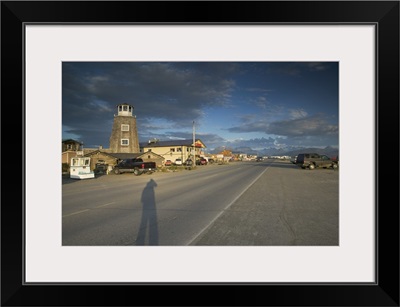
[279,146,339,158]
[211,145,338,158]
[232,147,258,155]
[211,146,339,157]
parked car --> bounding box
[196,158,208,165]
[295,153,338,170]
[164,159,172,166]
[208,158,215,164]
[95,161,108,174]
[174,158,183,165]
[200,158,208,165]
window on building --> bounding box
[123,105,128,111]
[121,124,129,131]
[121,139,129,146]
[170,148,175,152]
[177,148,182,152]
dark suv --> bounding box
[296,153,338,170]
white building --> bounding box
[140,139,206,163]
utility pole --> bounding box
[192,121,195,161]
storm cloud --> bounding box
[62,62,339,150]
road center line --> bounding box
[63,202,116,217]
[62,209,89,217]
[186,164,272,245]
[95,202,115,208]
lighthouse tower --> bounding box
[109,103,140,153]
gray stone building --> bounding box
[109,103,140,153]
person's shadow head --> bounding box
[147,179,157,188]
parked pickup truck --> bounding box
[112,158,157,175]
[295,153,338,170]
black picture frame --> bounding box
[2,1,399,306]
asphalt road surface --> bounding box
[62,160,338,246]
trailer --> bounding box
[70,157,95,179]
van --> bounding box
[296,153,338,170]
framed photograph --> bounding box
[2,1,399,306]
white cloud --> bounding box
[289,108,308,119]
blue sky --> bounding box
[62,62,338,152]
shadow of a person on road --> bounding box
[135,179,159,245]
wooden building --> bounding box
[83,150,164,171]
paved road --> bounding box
[62,160,338,246]
[191,160,339,246]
